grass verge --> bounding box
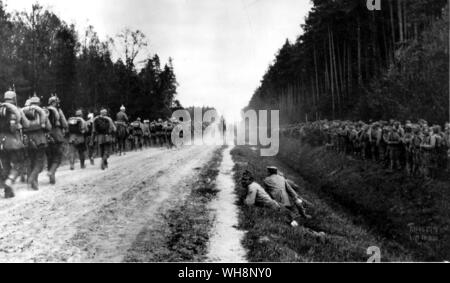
[231,145,415,262]
[278,137,450,261]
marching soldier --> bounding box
[4,89,30,183]
[150,121,158,147]
[0,89,27,198]
[155,119,165,147]
[45,94,68,185]
[68,110,88,170]
[22,95,50,190]
[164,120,175,149]
[92,108,116,170]
[143,120,151,148]
[115,105,129,155]
[130,118,144,151]
[85,113,96,165]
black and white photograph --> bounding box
[0,0,449,267]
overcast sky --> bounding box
[5,0,312,121]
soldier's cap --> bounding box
[75,109,83,116]
[100,108,108,115]
[120,105,126,111]
[4,89,16,101]
[144,120,150,123]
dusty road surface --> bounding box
[206,147,247,263]
[0,145,218,262]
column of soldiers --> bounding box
[282,119,450,179]
[1,88,181,199]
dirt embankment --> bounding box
[278,137,450,261]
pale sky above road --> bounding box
[5,0,312,121]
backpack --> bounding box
[95,117,110,135]
[0,106,12,133]
[68,117,83,134]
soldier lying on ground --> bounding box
[241,168,312,228]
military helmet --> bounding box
[28,94,41,106]
[4,89,16,101]
[48,94,60,105]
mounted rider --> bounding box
[22,94,50,190]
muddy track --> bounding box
[0,146,218,262]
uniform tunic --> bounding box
[263,174,299,207]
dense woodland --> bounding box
[0,2,179,120]
[247,0,449,125]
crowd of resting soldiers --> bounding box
[0,88,179,199]
[281,119,450,179]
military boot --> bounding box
[28,171,38,191]
[47,164,58,185]
[4,179,15,199]
[29,178,39,191]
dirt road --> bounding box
[0,145,218,263]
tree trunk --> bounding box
[398,0,404,42]
[328,26,336,119]
[357,16,363,86]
